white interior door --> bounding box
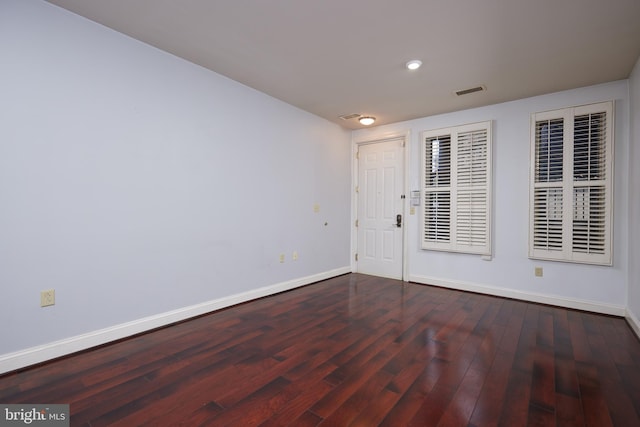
[356,139,404,279]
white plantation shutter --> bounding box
[456,128,489,248]
[421,121,492,255]
[572,186,606,255]
[533,117,564,252]
[529,101,613,265]
[533,187,564,251]
[425,191,451,242]
[423,134,451,245]
[572,111,607,257]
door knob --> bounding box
[396,214,402,228]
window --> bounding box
[421,121,492,255]
[529,101,613,265]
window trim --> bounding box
[420,120,492,256]
[528,101,614,265]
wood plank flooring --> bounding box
[1,274,640,426]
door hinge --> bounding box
[356,151,360,160]
[355,253,359,262]
[355,219,359,227]
[355,185,359,193]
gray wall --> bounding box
[354,80,631,313]
[0,0,351,360]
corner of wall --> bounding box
[626,309,640,340]
[627,54,640,329]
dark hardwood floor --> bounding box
[1,274,640,426]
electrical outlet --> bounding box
[535,267,543,277]
[292,251,298,261]
[279,253,285,263]
[40,289,55,307]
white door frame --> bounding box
[351,130,410,280]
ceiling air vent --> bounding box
[455,86,485,96]
[339,113,361,121]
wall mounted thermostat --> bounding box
[410,190,420,206]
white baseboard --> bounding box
[0,267,351,375]
[626,309,640,340]
[409,274,626,316]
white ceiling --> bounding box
[46,0,640,129]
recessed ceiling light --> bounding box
[359,116,376,126]
[406,60,422,70]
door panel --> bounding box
[357,139,404,279]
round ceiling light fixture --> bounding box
[358,116,376,126]
[406,59,422,70]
